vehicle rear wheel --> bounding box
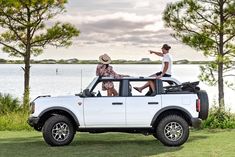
[43,115,75,146]
[156,115,189,146]
[197,90,209,120]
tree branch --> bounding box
[30,8,49,39]
[224,50,230,55]
[223,74,235,77]
[31,33,66,48]
[0,41,25,56]
[227,53,235,57]
[199,0,218,5]
[3,17,26,46]
[0,10,27,27]
[223,35,235,44]
[182,23,218,45]
[196,11,217,27]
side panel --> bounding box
[161,94,198,118]
[83,97,126,127]
[125,96,162,127]
[31,96,84,126]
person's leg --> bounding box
[107,89,112,96]
[149,80,155,92]
[134,73,158,93]
[134,82,150,93]
[112,88,118,96]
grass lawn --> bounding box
[0,129,234,157]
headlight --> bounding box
[30,102,35,114]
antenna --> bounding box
[80,69,83,92]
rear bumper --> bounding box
[191,118,202,128]
[27,117,40,127]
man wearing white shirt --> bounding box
[134,44,173,93]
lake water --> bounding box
[0,64,234,112]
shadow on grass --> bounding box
[0,133,185,157]
[187,135,208,143]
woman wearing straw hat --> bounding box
[96,54,128,96]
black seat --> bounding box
[128,84,132,96]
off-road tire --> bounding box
[43,115,75,146]
[156,115,189,146]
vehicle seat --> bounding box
[128,84,132,96]
[97,91,102,97]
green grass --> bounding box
[0,130,234,157]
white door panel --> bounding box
[126,96,161,127]
[84,97,125,127]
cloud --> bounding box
[51,12,176,48]
[134,1,150,8]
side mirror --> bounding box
[83,89,94,97]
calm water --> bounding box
[0,64,234,112]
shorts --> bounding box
[156,71,171,77]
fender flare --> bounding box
[38,106,80,126]
[151,106,193,126]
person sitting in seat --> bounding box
[96,54,128,96]
[134,44,173,93]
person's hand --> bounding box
[101,64,106,69]
[149,50,153,54]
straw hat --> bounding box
[99,54,111,64]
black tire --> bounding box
[152,133,158,140]
[156,115,189,146]
[197,90,209,120]
[43,115,75,146]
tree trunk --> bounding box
[23,51,30,110]
[23,6,31,111]
[218,0,225,110]
[218,62,224,110]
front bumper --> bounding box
[27,117,40,127]
[191,118,202,128]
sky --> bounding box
[0,0,208,61]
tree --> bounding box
[0,0,80,110]
[163,0,235,109]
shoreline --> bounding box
[0,60,213,65]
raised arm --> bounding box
[149,50,163,57]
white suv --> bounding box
[28,76,209,146]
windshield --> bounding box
[86,77,99,90]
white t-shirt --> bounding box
[162,53,173,75]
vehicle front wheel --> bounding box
[43,115,75,146]
[156,115,189,146]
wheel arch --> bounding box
[151,106,193,127]
[37,107,80,131]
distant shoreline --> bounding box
[0,59,214,64]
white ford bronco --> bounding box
[28,76,209,146]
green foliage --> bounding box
[0,93,20,114]
[203,106,235,129]
[0,0,80,108]
[0,93,31,131]
[0,112,32,131]
[163,0,235,108]
[0,0,80,57]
